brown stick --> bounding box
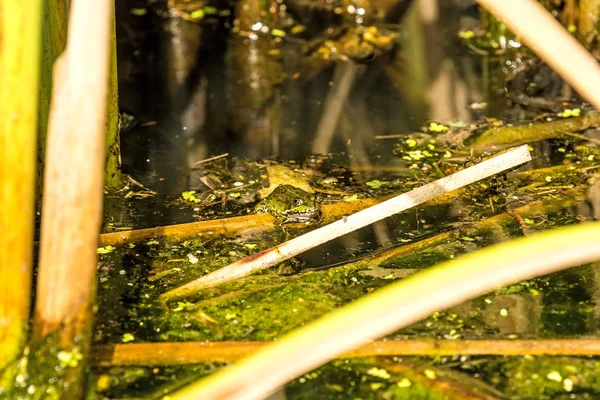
[472,112,600,150]
[99,213,275,246]
[34,0,112,341]
[92,339,600,366]
[194,153,229,165]
[31,0,113,397]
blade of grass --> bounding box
[161,145,532,302]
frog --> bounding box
[254,184,321,224]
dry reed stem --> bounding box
[161,145,532,302]
[92,338,600,366]
[33,0,113,340]
[477,0,600,110]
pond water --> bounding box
[116,0,491,193]
[93,0,600,399]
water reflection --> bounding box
[116,0,492,195]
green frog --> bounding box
[255,184,321,224]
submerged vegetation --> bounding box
[91,121,600,398]
[3,0,600,398]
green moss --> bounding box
[91,136,600,398]
[95,363,224,399]
[287,359,451,400]
[157,264,382,341]
[482,357,600,399]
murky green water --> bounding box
[91,0,600,398]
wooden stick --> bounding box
[161,145,532,302]
[91,338,600,366]
[34,0,112,340]
[472,112,600,150]
[168,222,600,400]
[0,0,42,371]
[31,0,112,396]
[477,0,600,110]
[194,153,229,165]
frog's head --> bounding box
[287,193,321,222]
[255,184,321,223]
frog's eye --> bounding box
[293,198,303,206]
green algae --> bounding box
[477,356,600,399]
[287,359,451,400]
[89,134,600,398]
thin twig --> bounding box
[375,134,406,139]
[126,175,153,192]
[563,131,600,144]
[194,153,229,165]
